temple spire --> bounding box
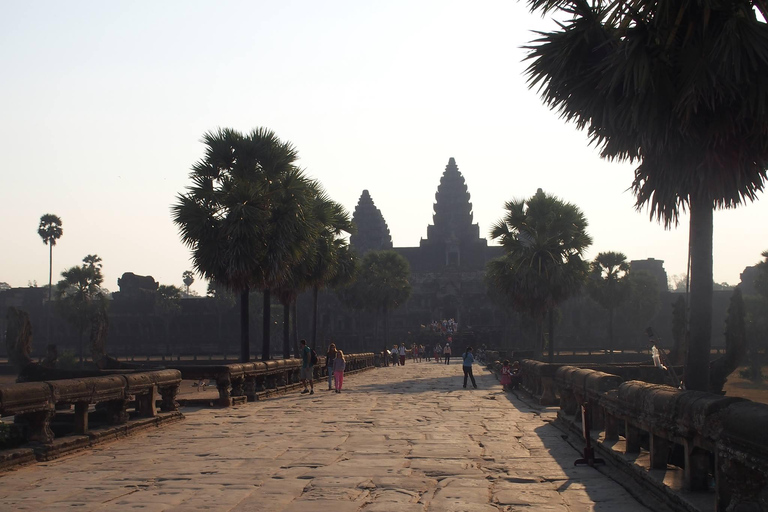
[350,190,393,255]
[423,158,479,245]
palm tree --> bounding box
[524,0,768,390]
[274,188,355,357]
[488,188,591,361]
[254,168,318,361]
[586,252,630,358]
[182,271,195,295]
[38,214,63,301]
[56,254,107,366]
[172,127,300,363]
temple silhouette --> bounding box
[346,158,504,334]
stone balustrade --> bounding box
[170,352,377,407]
[0,370,181,449]
[519,359,561,405]
[487,359,768,509]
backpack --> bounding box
[310,348,318,366]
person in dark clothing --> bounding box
[462,347,478,389]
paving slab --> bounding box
[0,361,660,511]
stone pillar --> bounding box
[160,384,179,412]
[18,409,55,444]
[716,451,767,511]
[625,423,643,454]
[539,377,558,406]
[649,434,671,469]
[244,377,257,402]
[603,412,619,442]
[231,377,245,397]
[684,441,711,491]
[74,402,89,434]
[216,376,232,407]
[106,399,129,425]
[136,386,158,417]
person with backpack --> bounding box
[300,339,314,395]
[326,343,337,391]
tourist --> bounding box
[425,344,432,362]
[398,343,406,366]
[462,346,478,389]
[300,339,314,395]
[434,342,442,363]
[443,342,452,365]
[326,343,337,391]
[419,344,425,362]
[500,360,512,390]
[333,349,346,392]
[391,345,399,366]
[412,343,419,362]
[510,361,521,390]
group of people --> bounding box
[279,339,521,396]
[298,339,348,395]
[389,341,456,365]
[426,318,458,335]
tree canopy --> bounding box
[523,0,768,390]
[488,188,591,359]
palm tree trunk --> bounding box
[240,289,249,362]
[282,301,290,359]
[608,307,614,360]
[48,243,53,302]
[311,287,319,350]
[535,317,544,360]
[547,309,554,363]
[292,301,299,358]
[685,197,713,391]
[262,289,271,361]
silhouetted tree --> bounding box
[488,188,591,361]
[587,252,630,357]
[524,0,768,390]
[182,271,195,295]
[38,214,63,301]
[56,254,107,366]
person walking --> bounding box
[462,346,478,389]
[300,339,314,395]
[443,342,452,365]
[398,344,406,366]
[326,343,337,391]
[333,349,346,392]
[434,342,442,363]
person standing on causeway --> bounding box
[300,339,314,395]
[333,349,346,393]
[462,346,478,388]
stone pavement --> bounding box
[0,360,660,511]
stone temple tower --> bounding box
[350,189,393,256]
[416,157,489,271]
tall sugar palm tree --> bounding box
[524,0,768,390]
[587,252,631,358]
[274,187,355,356]
[38,214,63,301]
[488,188,591,360]
[172,127,299,363]
[254,167,317,361]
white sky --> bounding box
[2,1,766,296]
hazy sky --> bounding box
[2,1,766,296]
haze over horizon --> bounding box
[2,1,766,297]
